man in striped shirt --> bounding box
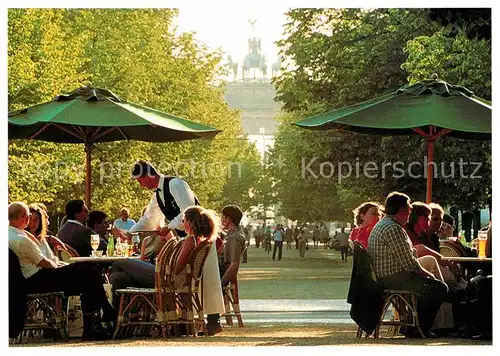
[368,192,448,338]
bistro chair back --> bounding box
[173,239,212,336]
[56,244,79,262]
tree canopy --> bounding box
[271,8,491,225]
[8,8,263,219]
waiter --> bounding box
[128,160,197,238]
[127,160,224,335]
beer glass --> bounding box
[90,234,100,256]
[478,231,488,258]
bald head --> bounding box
[9,202,30,228]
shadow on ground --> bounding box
[11,325,492,347]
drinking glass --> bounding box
[477,231,488,258]
[90,234,100,256]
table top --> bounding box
[442,256,492,263]
[69,256,139,263]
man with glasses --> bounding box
[427,203,445,252]
[368,192,448,338]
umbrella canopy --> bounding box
[9,86,221,207]
[294,78,492,202]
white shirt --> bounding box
[36,237,59,264]
[130,175,196,233]
[67,219,84,227]
[8,226,46,278]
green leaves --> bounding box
[8,9,260,219]
[270,9,491,224]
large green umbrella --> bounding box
[294,78,491,203]
[9,86,221,208]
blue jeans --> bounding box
[109,259,155,292]
[273,241,283,260]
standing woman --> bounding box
[349,202,383,249]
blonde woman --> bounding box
[174,206,224,335]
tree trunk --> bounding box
[472,209,481,239]
[450,206,459,236]
[461,211,474,241]
[488,197,492,221]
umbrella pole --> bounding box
[85,143,92,209]
[426,137,435,204]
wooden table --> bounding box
[441,256,492,263]
[69,256,139,263]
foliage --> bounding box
[8,8,261,219]
[271,8,491,223]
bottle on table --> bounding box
[107,234,115,256]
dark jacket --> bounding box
[58,221,95,257]
[347,242,385,335]
[9,248,27,338]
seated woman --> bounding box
[173,206,219,287]
[109,206,224,334]
[173,206,224,335]
[25,203,66,266]
[405,202,463,286]
[349,202,383,249]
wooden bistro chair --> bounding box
[154,238,178,337]
[353,242,425,339]
[222,245,246,327]
[9,250,67,343]
[222,277,244,327]
[173,240,213,337]
[112,240,174,339]
[21,292,68,342]
[56,244,79,262]
[162,239,185,337]
[439,240,466,280]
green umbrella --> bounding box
[294,78,491,203]
[9,86,221,208]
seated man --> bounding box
[59,200,122,257]
[368,192,448,338]
[8,202,116,341]
[87,210,110,251]
[438,213,455,240]
[57,199,94,257]
[113,207,136,233]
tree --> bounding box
[8,9,260,220]
[270,8,491,225]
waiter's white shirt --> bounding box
[130,175,196,233]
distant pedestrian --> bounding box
[313,225,320,248]
[297,229,308,258]
[285,226,293,250]
[336,228,349,262]
[293,226,300,249]
[272,224,284,260]
[320,225,330,249]
[242,224,250,263]
[253,226,262,248]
